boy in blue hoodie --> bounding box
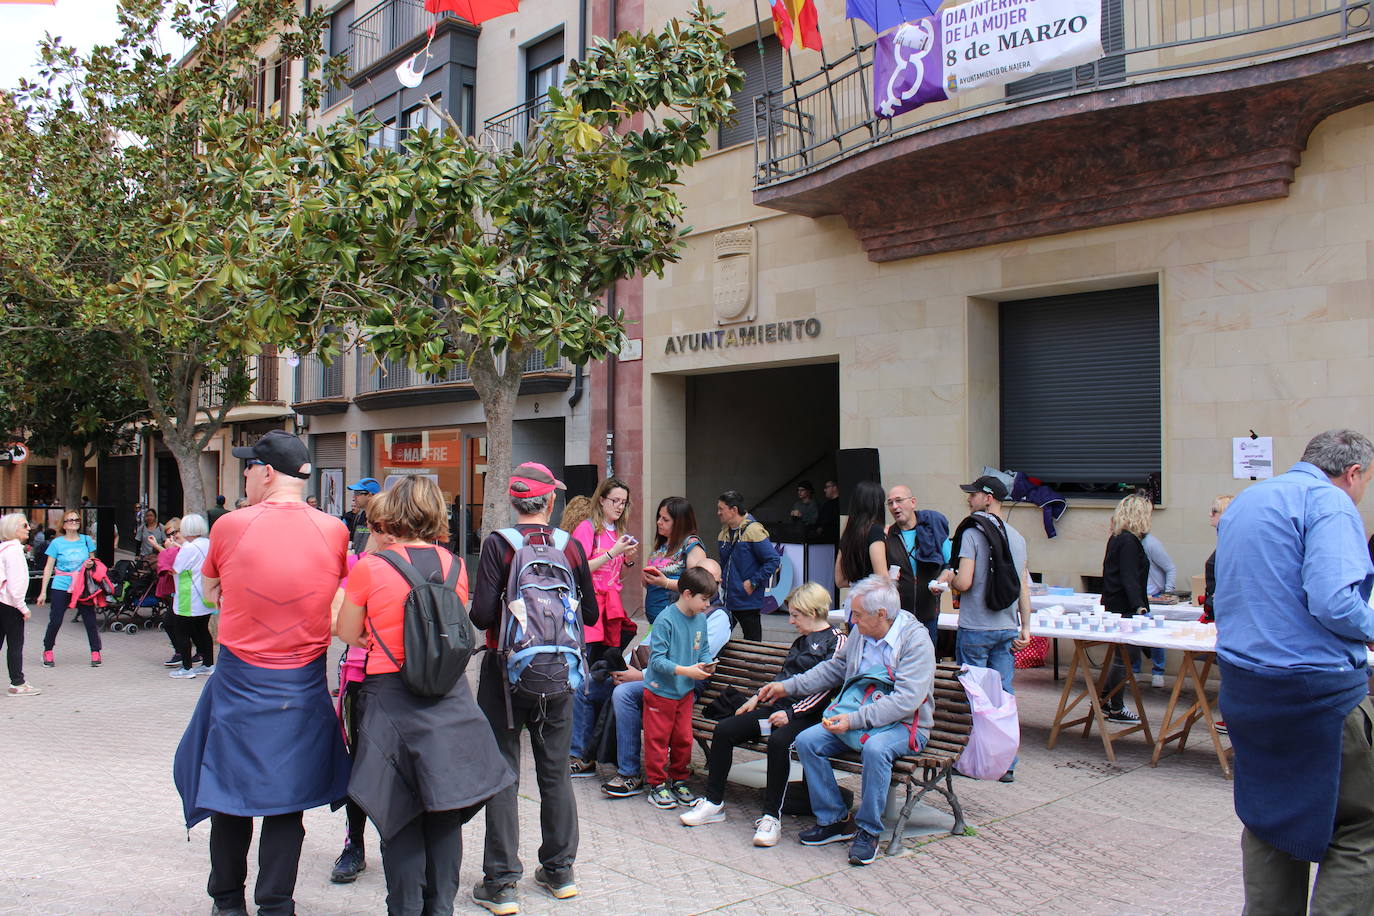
[642,566,718,809]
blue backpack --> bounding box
[495,528,586,708]
[823,664,920,752]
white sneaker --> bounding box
[199,664,215,676]
[1151,674,1165,688]
[753,814,782,847]
[678,798,725,827]
[169,668,197,679]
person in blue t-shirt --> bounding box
[38,510,101,667]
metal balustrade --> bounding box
[754,0,1371,186]
[355,352,568,396]
[481,94,551,151]
[349,0,451,77]
[198,355,282,410]
[293,355,346,402]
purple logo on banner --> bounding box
[873,18,949,119]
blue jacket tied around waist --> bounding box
[174,647,351,828]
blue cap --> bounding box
[347,477,381,494]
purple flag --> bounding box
[872,18,949,119]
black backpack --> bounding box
[366,546,475,698]
[950,514,1022,612]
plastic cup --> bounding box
[759,718,772,737]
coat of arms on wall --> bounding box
[713,227,756,325]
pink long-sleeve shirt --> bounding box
[0,540,29,613]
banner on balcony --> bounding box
[873,0,1103,119]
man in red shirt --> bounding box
[174,430,351,916]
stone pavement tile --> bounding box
[795,864,1008,916]
[699,885,876,915]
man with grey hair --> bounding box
[1216,429,1374,913]
[760,574,935,866]
[470,462,600,914]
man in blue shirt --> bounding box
[1215,429,1374,913]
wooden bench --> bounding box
[692,638,971,854]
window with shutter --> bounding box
[314,433,347,469]
[719,34,783,149]
[999,285,1161,499]
[1005,0,1125,99]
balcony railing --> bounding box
[754,0,1371,186]
[349,0,453,77]
[481,94,551,151]
[199,355,282,410]
[356,351,568,395]
[294,355,346,402]
[325,50,352,108]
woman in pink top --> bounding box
[569,477,638,776]
[0,513,39,695]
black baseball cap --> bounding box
[232,430,312,479]
[959,475,1008,501]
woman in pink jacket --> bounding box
[0,513,39,695]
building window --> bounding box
[998,285,1161,500]
[720,33,783,149]
[325,1,354,109]
[525,31,565,103]
[401,98,443,144]
[1005,0,1125,99]
[367,118,398,151]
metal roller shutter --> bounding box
[999,285,1160,489]
[314,433,347,469]
[720,35,783,149]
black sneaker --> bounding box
[210,905,249,916]
[847,828,880,865]
[999,769,1016,784]
[472,881,519,915]
[569,757,597,777]
[600,774,644,798]
[646,783,678,809]
[534,865,578,900]
[1105,707,1140,724]
[799,818,858,846]
[330,842,366,884]
[164,653,182,668]
[670,780,697,806]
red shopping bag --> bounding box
[1013,635,1050,669]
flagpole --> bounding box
[850,19,875,140]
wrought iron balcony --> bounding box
[349,0,453,78]
[292,354,349,414]
[754,0,1371,187]
[354,351,571,410]
[481,94,551,151]
[198,354,283,411]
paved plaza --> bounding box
[2,613,1244,915]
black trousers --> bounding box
[342,679,367,848]
[704,710,817,815]
[168,614,214,669]
[208,811,305,916]
[476,654,578,884]
[0,602,25,686]
[732,608,762,642]
[381,810,465,916]
[42,589,100,652]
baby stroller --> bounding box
[104,558,167,634]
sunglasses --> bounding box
[245,459,267,469]
[63,518,80,524]
[166,530,180,537]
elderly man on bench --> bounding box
[759,574,935,866]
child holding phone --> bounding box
[642,565,719,810]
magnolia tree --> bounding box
[0,0,337,515]
[167,2,742,530]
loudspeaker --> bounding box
[836,448,881,515]
[562,464,599,498]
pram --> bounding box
[103,558,168,633]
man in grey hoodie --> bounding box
[759,574,935,866]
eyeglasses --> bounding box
[166,530,180,537]
[63,518,80,524]
[886,497,914,506]
[1209,508,1221,515]
[603,497,628,507]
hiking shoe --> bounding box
[169,667,198,679]
[472,881,518,915]
[753,815,782,847]
[90,651,101,667]
[601,774,644,798]
[670,780,697,806]
[679,798,725,827]
[42,650,54,668]
[7,683,40,696]
[646,783,678,809]
[534,866,577,900]
[1105,707,1140,724]
[999,769,1016,784]
[799,818,857,846]
[1151,674,1165,688]
[848,828,880,865]
[330,842,366,883]
[569,757,597,777]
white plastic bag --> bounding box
[956,664,1020,780]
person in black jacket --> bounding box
[1100,494,1153,722]
[1201,494,1234,623]
[677,582,846,848]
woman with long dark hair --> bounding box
[641,497,708,623]
[835,479,888,587]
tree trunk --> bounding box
[129,352,230,519]
[468,345,530,535]
[57,445,86,510]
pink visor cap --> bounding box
[508,462,566,499]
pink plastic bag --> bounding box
[956,665,1020,780]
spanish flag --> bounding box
[770,0,822,50]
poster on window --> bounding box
[874,0,1104,119]
[321,469,344,516]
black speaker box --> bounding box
[562,464,600,498]
[836,448,881,515]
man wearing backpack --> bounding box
[470,462,599,915]
[933,474,1031,783]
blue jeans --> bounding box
[570,675,615,760]
[956,627,1019,769]
[922,617,939,654]
[795,723,921,837]
[611,680,646,777]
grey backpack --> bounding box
[495,528,586,707]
